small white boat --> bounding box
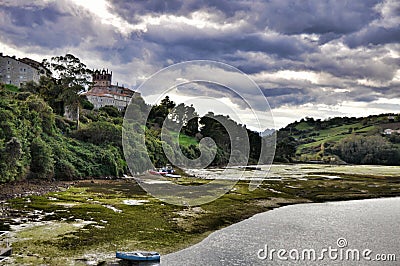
[165,173,181,178]
[149,165,179,177]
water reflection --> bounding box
[163,197,400,265]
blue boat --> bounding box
[116,251,160,261]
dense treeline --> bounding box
[0,85,126,182]
[332,135,400,165]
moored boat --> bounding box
[149,165,177,176]
[116,251,160,261]
[148,169,166,175]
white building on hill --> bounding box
[84,69,140,111]
[0,53,49,87]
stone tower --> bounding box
[92,69,112,87]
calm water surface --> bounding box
[163,197,400,265]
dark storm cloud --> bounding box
[143,26,317,60]
[262,88,303,97]
[0,1,117,49]
[262,87,318,108]
[1,5,63,27]
[108,0,250,23]
[257,0,381,35]
[109,0,382,38]
[345,26,400,48]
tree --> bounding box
[21,76,65,115]
[43,54,92,88]
[43,54,93,128]
[275,136,297,162]
[148,96,176,128]
[183,104,199,137]
[333,135,400,165]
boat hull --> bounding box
[116,251,160,261]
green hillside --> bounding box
[275,115,400,165]
[169,131,198,146]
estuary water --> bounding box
[162,197,400,265]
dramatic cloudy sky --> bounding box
[1,0,399,129]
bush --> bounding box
[99,105,121,117]
[54,159,77,180]
[0,137,23,182]
[25,95,55,135]
[30,138,54,179]
[81,97,94,110]
[70,121,122,146]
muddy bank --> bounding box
[0,179,75,201]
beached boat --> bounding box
[116,251,160,261]
[148,169,166,175]
[149,165,179,177]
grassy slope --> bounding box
[169,131,198,146]
[291,115,398,158]
[4,84,19,92]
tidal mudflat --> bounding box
[1,164,399,265]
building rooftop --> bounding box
[85,86,136,97]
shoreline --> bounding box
[0,179,74,201]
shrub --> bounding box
[30,138,55,179]
[99,105,121,117]
[70,121,122,146]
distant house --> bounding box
[388,116,395,123]
[0,53,49,87]
[383,129,400,135]
[84,69,140,111]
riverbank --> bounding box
[1,164,400,265]
[0,179,74,201]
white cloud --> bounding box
[69,0,141,35]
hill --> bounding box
[274,114,400,165]
[0,79,265,183]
